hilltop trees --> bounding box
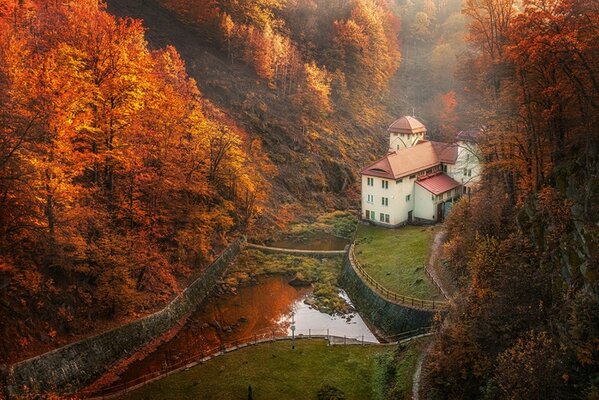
[0,0,268,361]
[159,0,401,118]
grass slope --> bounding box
[354,225,441,300]
[119,340,394,400]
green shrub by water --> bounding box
[226,250,347,314]
[284,211,357,240]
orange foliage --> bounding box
[0,0,270,362]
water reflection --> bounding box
[280,289,378,343]
[102,275,376,393]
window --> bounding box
[396,178,403,184]
[367,177,374,186]
[370,210,376,220]
[468,169,472,177]
[382,180,389,189]
[367,194,374,203]
[382,197,388,206]
[409,174,416,179]
[380,213,385,222]
[431,195,435,201]
[385,214,390,223]
[466,153,470,161]
[405,194,411,202]
[426,169,432,174]
[441,164,447,173]
[463,168,468,175]
[365,210,370,220]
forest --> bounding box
[0,0,272,362]
[1,0,598,398]
[422,0,599,398]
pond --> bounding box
[268,232,350,251]
[98,275,377,394]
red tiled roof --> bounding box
[388,116,427,134]
[430,141,458,163]
[360,141,458,179]
[416,173,461,195]
[361,141,440,179]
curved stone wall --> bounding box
[339,250,436,336]
[4,237,245,398]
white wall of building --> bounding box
[414,185,436,222]
[361,175,416,226]
[455,141,481,188]
[388,132,425,151]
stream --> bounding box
[98,240,377,394]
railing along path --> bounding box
[349,245,448,310]
[244,242,346,255]
[78,326,431,400]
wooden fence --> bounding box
[348,245,448,311]
[78,326,426,400]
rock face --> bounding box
[339,249,435,336]
[288,276,312,287]
[4,237,245,398]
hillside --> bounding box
[1,0,404,364]
[107,0,393,222]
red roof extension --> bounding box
[415,173,461,195]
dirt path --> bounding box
[412,341,434,400]
[426,229,456,299]
[412,228,456,399]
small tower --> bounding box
[388,116,427,151]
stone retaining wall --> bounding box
[245,243,345,256]
[339,249,435,336]
[4,237,245,398]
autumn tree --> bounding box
[0,0,267,361]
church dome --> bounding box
[388,116,427,134]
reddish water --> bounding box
[96,275,377,395]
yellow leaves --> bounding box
[303,61,332,113]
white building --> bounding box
[360,116,481,227]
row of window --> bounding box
[367,177,391,188]
[364,210,390,223]
[463,168,473,177]
[365,195,410,204]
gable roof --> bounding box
[430,141,458,163]
[361,141,458,179]
[416,173,461,195]
[457,129,483,142]
[388,116,427,134]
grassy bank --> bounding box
[119,340,425,400]
[277,210,357,241]
[354,225,441,300]
[372,339,427,400]
[226,250,347,314]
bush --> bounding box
[316,384,346,400]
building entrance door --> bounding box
[436,203,444,222]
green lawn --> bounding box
[372,340,427,400]
[119,340,418,400]
[354,225,441,300]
